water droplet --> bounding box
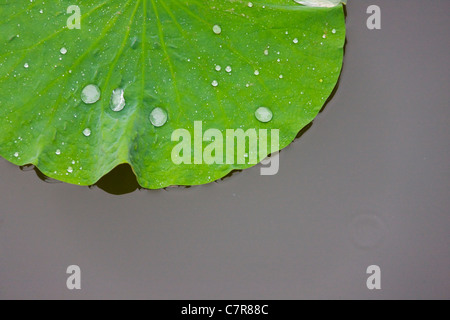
[254,70,260,76]
[60,47,67,55]
[14,152,19,158]
[149,107,168,127]
[225,66,232,73]
[67,167,73,173]
[215,65,222,71]
[248,2,253,7]
[110,88,126,112]
[293,38,299,44]
[211,80,219,87]
[81,84,101,104]
[255,107,273,123]
[213,25,222,34]
[24,63,29,68]
[83,128,91,137]
[130,36,140,49]
[332,29,337,34]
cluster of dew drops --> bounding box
[14,1,338,178]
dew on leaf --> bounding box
[149,107,168,127]
[110,88,126,112]
[255,107,273,123]
[83,128,91,137]
[213,25,222,34]
[81,84,101,104]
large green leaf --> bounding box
[0,0,346,189]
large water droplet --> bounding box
[81,84,101,104]
[255,107,273,123]
[110,88,126,112]
[149,108,168,127]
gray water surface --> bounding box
[0,0,449,299]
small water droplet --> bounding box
[225,66,232,73]
[130,36,140,49]
[67,167,73,173]
[60,47,67,55]
[24,63,29,68]
[14,152,19,158]
[293,38,299,44]
[215,65,222,71]
[254,70,260,76]
[83,128,91,137]
[211,80,219,87]
[213,25,222,35]
[55,149,61,155]
[255,107,273,123]
[110,88,126,112]
[149,107,168,127]
[81,84,101,104]
[332,29,337,34]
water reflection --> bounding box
[25,164,141,194]
[91,164,141,195]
